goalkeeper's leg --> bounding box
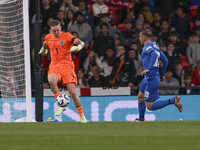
[48,72,87,123]
[67,83,87,123]
[48,73,66,116]
[48,73,60,98]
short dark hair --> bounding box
[143,2,150,7]
[78,0,86,5]
[75,12,84,18]
[161,19,169,25]
[184,73,192,80]
[166,68,173,72]
[175,60,182,66]
[100,13,109,18]
[106,45,114,50]
[140,29,153,39]
[129,48,136,52]
[50,20,60,27]
[131,42,138,45]
[117,44,125,49]
[58,10,64,13]
[100,22,109,29]
[191,33,198,37]
[153,11,161,16]
[152,31,158,37]
[170,31,178,37]
[167,42,175,47]
[176,6,184,12]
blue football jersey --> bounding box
[141,42,168,78]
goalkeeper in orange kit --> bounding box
[39,20,87,123]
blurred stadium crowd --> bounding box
[29,0,200,95]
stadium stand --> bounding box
[27,0,200,95]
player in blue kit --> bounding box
[135,29,183,122]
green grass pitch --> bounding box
[0,121,200,150]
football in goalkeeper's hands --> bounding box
[56,94,70,107]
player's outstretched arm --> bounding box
[160,51,168,77]
[70,39,85,52]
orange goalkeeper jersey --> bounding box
[45,32,78,66]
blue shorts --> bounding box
[140,76,160,102]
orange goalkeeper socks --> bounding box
[54,92,61,99]
[76,105,84,118]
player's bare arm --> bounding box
[70,39,85,52]
[141,69,149,76]
[75,39,85,48]
[159,51,168,82]
[160,76,165,82]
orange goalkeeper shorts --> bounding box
[48,62,77,86]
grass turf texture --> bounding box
[0,121,199,150]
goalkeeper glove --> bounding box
[70,45,82,52]
[38,47,48,55]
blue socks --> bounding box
[138,102,146,121]
[138,98,174,120]
[152,98,174,110]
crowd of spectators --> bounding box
[29,0,200,95]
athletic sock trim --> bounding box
[54,92,61,99]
